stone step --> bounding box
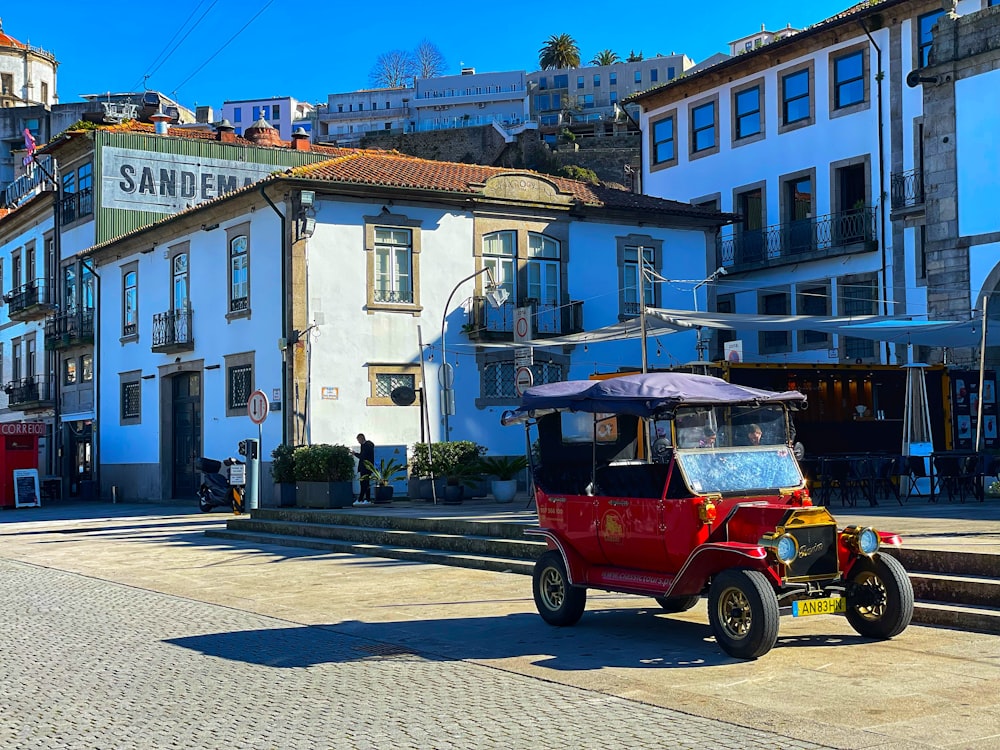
[912,600,1000,634]
[226,517,547,560]
[910,572,1000,609]
[250,507,535,541]
[206,528,535,575]
[896,547,1000,578]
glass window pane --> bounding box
[693,103,714,129]
[836,52,862,81]
[784,70,809,99]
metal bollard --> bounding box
[111,485,119,504]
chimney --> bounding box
[291,127,311,151]
[150,108,171,135]
[244,114,282,147]
[216,118,237,143]
[196,105,214,124]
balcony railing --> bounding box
[717,207,877,273]
[5,278,54,320]
[466,297,583,341]
[152,307,194,353]
[60,186,93,224]
[372,289,414,304]
[4,377,54,410]
[890,169,925,211]
[45,309,95,350]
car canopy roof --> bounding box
[502,372,806,424]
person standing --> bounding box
[353,433,375,507]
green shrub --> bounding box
[364,457,408,487]
[293,444,355,482]
[558,165,599,184]
[270,444,297,484]
[409,441,486,478]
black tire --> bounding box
[708,569,780,659]
[845,553,914,639]
[532,551,586,626]
[654,595,701,613]
[197,489,213,513]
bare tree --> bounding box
[369,50,417,88]
[414,39,446,79]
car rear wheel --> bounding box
[532,551,586,626]
[708,569,780,659]
[845,553,913,639]
[654,595,701,613]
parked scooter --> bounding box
[196,456,245,514]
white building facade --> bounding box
[412,69,529,132]
[221,96,313,140]
[316,87,413,146]
[631,0,996,366]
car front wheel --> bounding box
[532,551,586,626]
[845,553,914,639]
[708,569,780,659]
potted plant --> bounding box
[478,455,528,503]
[409,441,486,501]
[270,444,297,507]
[364,457,407,504]
[293,443,355,508]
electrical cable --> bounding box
[130,0,219,91]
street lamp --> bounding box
[693,266,727,362]
[440,266,509,439]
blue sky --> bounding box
[6,1,852,110]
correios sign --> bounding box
[101,146,279,214]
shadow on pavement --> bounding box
[165,608,874,672]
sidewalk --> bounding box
[4,494,1000,555]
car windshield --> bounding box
[670,404,790,448]
[675,447,804,494]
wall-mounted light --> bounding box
[204,364,221,371]
[201,223,219,232]
[300,190,315,208]
[301,216,317,238]
[141,374,156,380]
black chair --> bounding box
[904,455,936,502]
[932,453,979,503]
[823,457,855,507]
[871,454,905,505]
[957,453,986,503]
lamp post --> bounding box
[440,266,508,440]
[692,266,727,362]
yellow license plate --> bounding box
[792,597,847,617]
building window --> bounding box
[759,290,791,353]
[373,228,413,304]
[121,376,141,424]
[713,294,736,359]
[122,265,138,338]
[691,101,716,153]
[483,231,517,313]
[527,234,561,332]
[593,74,600,87]
[650,69,658,82]
[918,10,944,67]
[610,91,618,105]
[64,265,76,312]
[651,115,675,166]
[234,106,242,121]
[841,278,877,360]
[668,66,676,79]
[734,85,761,139]
[782,69,810,125]
[82,354,93,382]
[1,73,11,95]
[482,360,564,399]
[228,364,253,411]
[623,245,654,318]
[365,214,422,312]
[553,74,568,88]
[577,76,584,89]
[367,365,422,406]
[64,358,77,385]
[634,70,642,84]
[538,77,547,90]
[229,233,249,314]
[173,252,189,310]
[833,50,864,109]
[577,94,594,108]
[610,72,617,86]
[797,284,831,349]
[272,104,280,118]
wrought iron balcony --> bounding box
[466,297,583,341]
[45,309,95,350]
[890,169,925,212]
[152,307,194,353]
[372,288,414,304]
[4,377,54,410]
[717,207,877,273]
[5,278,54,321]
[60,186,93,224]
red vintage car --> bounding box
[503,372,914,659]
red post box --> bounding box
[0,422,45,508]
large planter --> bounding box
[374,485,394,504]
[296,480,354,508]
[418,477,446,501]
[443,483,464,504]
[406,476,422,500]
[272,482,297,508]
[466,478,489,499]
[491,479,518,503]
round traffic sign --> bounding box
[247,389,270,424]
[514,366,534,396]
[515,313,529,340]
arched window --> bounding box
[230,235,248,312]
[173,252,189,310]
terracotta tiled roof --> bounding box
[288,151,721,216]
[0,30,27,49]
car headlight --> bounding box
[858,527,880,556]
[842,525,881,557]
[775,533,799,564]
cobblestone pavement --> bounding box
[0,559,828,750]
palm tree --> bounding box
[591,49,620,67]
[626,50,644,63]
[539,34,581,70]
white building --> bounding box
[315,86,412,145]
[0,21,56,108]
[221,96,314,140]
[82,153,726,501]
[629,0,999,368]
[412,68,529,132]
